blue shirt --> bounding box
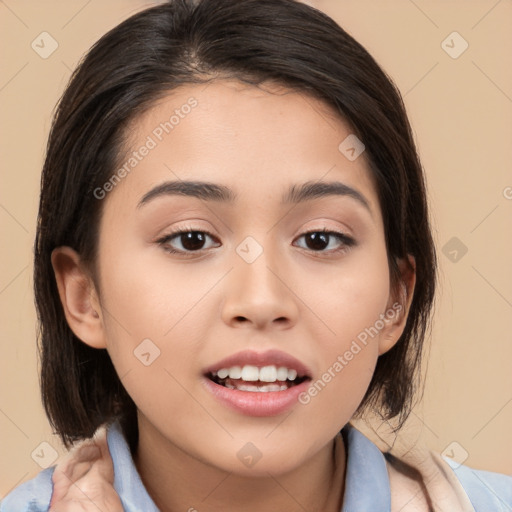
[2,421,511,511]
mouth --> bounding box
[202,349,313,416]
[206,364,310,392]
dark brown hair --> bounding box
[34,0,436,449]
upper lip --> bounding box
[203,349,312,378]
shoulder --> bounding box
[444,457,512,511]
[344,422,511,511]
[0,467,55,512]
[2,421,158,512]
[386,445,512,511]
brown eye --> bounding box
[157,229,220,254]
[176,231,208,251]
[294,229,355,253]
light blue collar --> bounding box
[108,421,159,511]
[341,422,391,511]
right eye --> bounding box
[156,228,221,255]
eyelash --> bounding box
[156,226,356,257]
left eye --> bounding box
[294,229,355,253]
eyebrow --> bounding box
[137,179,371,212]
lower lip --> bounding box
[202,377,310,416]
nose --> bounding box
[221,247,299,330]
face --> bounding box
[62,79,410,476]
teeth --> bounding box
[259,365,277,382]
[229,366,242,379]
[241,365,260,381]
[213,364,301,383]
[217,368,229,379]
[234,383,289,392]
[276,367,288,381]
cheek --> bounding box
[95,263,208,428]
[98,240,217,345]
[294,245,391,414]
[94,239,230,410]
[297,240,391,346]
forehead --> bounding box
[107,79,378,212]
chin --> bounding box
[205,438,310,478]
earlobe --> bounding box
[378,255,416,356]
[51,246,107,349]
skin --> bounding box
[52,79,415,512]
[49,427,123,512]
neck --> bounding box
[134,417,347,512]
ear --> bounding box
[51,246,107,349]
[378,255,416,356]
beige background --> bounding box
[1,0,511,498]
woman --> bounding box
[2,0,510,510]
